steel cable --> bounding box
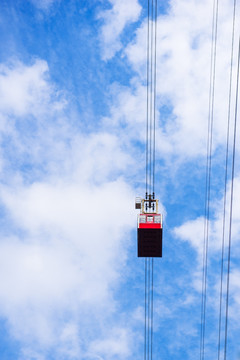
[217,1,237,359]
[148,257,150,360]
[150,258,154,360]
[153,0,157,195]
[223,35,240,360]
[200,0,219,358]
[144,258,147,360]
[144,1,158,359]
[146,0,158,197]
[149,0,154,195]
[146,0,150,196]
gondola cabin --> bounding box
[136,197,162,257]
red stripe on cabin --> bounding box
[139,223,161,229]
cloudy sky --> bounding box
[0,0,240,359]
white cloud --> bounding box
[174,175,240,258]
[30,0,59,10]
[70,132,134,184]
[121,0,240,161]
[230,269,240,320]
[0,60,64,118]
[0,58,139,358]
[89,327,132,358]
[174,216,205,258]
[0,60,69,186]
[173,175,240,325]
[0,178,135,351]
[98,0,142,60]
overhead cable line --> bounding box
[153,0,158,194]
[223,34,240,360]
[217,1,237,359]
[144,258,147,360]
[144,1,158,360]
[145,0,158,198]
[149,0,154,197]
[144,257,154,360]
[200,0,219,358]
[146,0,150,196]
[144,0,151,357]
[148,257,150,359]
[150,258,154,360]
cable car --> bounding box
[135,195,162,257]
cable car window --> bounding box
[139,215,146,223]
[147,216,153,222]
[154,216,161,223]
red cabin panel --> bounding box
[139,223,161,229]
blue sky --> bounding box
[0,0,240,359]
